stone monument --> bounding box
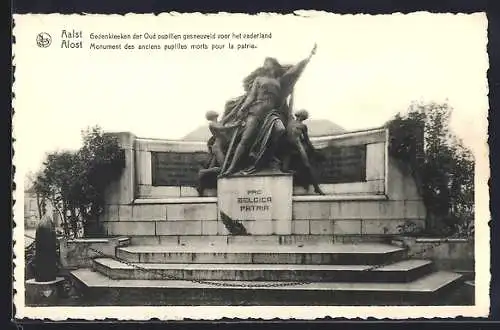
[197,44,323,235]
[97,44,427,242]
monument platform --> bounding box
[70,239,463,305]
[68,127,458,305]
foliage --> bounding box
[397,220,424,237]
[25,241,36,280]
[33,127,125,238]
[386,102,474,238]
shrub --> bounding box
[34,127,125,238]
[386,102,474,238]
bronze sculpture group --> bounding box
[197,44,325,196]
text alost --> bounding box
[61,40,83,48]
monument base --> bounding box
[217,172,293,235]
[25,277,65,305]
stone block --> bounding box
[165,204,184,220]
[156,221,202,235]
[292,220,310,234]
[238,220,274,235]
[136,151,152,185]
[378,201,406,219]
[150,186,181,198]
[293,186,312,195]
[106,131,135,150]
[218,174,293,235]
[131,204,166,221]
[309,202,331,219]
[312,128,386,149]
[366,142,386,180]
[329,202,341,218]
[180,186,199,197]
[186,203,217,220]
[279,235,334,245]
[386,158,405,200]
[217,221,230,235]
[361,219,403,235]
[103,146,135,205]
[118,205,133,221]
[274,219,292,235]
[201,220,219,235]
[105,205,119,221]
[403,174,421,199]
[137,185,153,197]
[292,202,309,219]
[202,188,217,197]
[335,235,387,244]
[136,139,207,153]
[158,236,182,245]
[310,220,335,234]
[405,200,426,219]
[130,236,161,245]
[179,235,228,246]
[292,202,330,220]
[338,201,362,219]
[368,180,385,194]
[166,203,217,221]
[137,185,183,198]
[358,201,384,219]
[320,182,361,195]
[311,181,384,195]
[333,220,362,235]
[227,235,279,245]
[106,221,155,236]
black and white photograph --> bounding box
[12,12,489,320]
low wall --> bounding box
[58,237,130,269]
[130,129,387,198]
[99,127,426,239]
[392,237,474,272]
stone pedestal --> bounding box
[218,173,293,235]
[25,277,65,305]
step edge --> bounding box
[116,247,406,254]
[93,258,432,272]
[71,268,463,292]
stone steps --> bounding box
[70,268,463,306]
[93,257,434,282]
[115,243,407,265]
[129,234,390,246]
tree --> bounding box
[386,102,474,237]
[25,172,46,219]
[34,127,125,238]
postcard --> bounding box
[12,11,489,320]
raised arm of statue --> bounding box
[280,44,317,96]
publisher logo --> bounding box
[36,32,52,48]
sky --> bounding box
[13,12,488,176]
